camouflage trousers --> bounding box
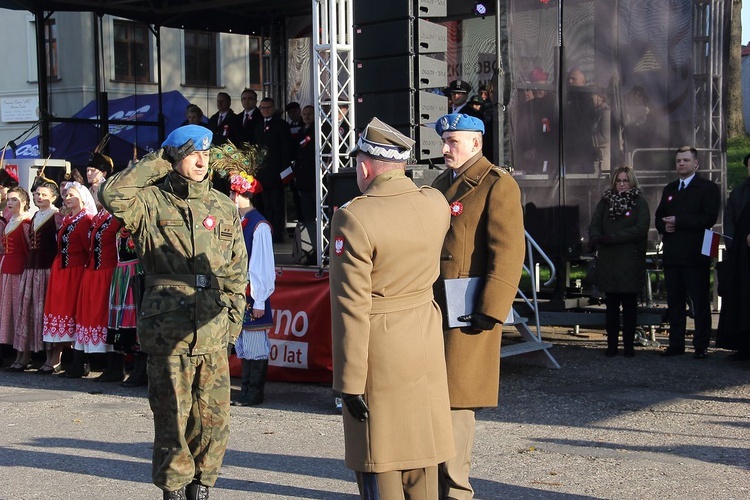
[147,349,230,492]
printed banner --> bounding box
[230,268,332,383]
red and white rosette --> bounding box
[450,201,463,216]
[203,215,217,230]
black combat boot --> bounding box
[163,487,187,500]
[232,359,268,406]
[121,353,148,387]
[622,329,636,358]
[63,349,90,378]
[237,358,252,397]
[186,480,209,500]
[95,352,125,382]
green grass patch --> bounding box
[726,135,750,190]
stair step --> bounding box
[501,341,554,358]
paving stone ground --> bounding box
[0,322,748,500]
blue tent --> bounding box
[10,90,190,168]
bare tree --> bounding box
[728,0,745,138]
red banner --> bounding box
[230,268,332,383]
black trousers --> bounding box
[256,186,286,242]
[664,264,712,351]
[604,292,638,348]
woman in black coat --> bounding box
[588,166,650,357]
[716,153,750,360]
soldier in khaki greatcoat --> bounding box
[329,117,455,499]
[432,114,526,499]
[100,125,248,500]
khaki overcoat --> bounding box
[329,170,455,473]
[432,154,525,408]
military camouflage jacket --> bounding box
[100,151,248,356]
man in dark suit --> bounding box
[207,92,236,145]
[255,97,292,242]
[232,88,262,146]
[655,146,721,359]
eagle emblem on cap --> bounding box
[201,136,210,149]
[440,116,450,131]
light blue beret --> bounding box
[162,125,212,151]
[435,113,485,135]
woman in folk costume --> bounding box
[42,181,97,375]
[0,187,33,371]
[212,142,276,407]
[18,177,64,374]
[105,151,147,387]
[107,225,146,386]
[71,152,125,381]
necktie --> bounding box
[679,180,685,191]
[217,114,224,127]
[244,113,250,127]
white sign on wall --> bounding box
[1,96,39,123]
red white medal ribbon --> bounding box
[450,201,463,216]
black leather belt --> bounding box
[144,274,224,289]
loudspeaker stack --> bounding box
[353,0,448,161]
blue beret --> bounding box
[435,113,485,135]
[162,125,212,151]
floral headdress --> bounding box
[210,141,265,196]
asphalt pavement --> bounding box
[0,326,748,500]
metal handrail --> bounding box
[516,230,556,342]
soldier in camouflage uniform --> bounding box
[100,125,248,500]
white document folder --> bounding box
[443,277,484,328]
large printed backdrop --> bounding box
[230,268,332,383]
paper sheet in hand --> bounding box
[444,277,484,328]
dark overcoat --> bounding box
[588,194,650,294]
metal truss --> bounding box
[312,0,356,268]
[261,21,286,108]
[692,0,726,188]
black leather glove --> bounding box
[588,237,601,250]
[457,312,498,334]
[162,139,196,164]
[342,394,369,421]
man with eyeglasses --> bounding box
[254,97,293,243]
[232,88,262,146]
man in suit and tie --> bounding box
[655,146,721,359]
[207,92,236,145]
[255,97,292,243]
[233,88,262,146]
